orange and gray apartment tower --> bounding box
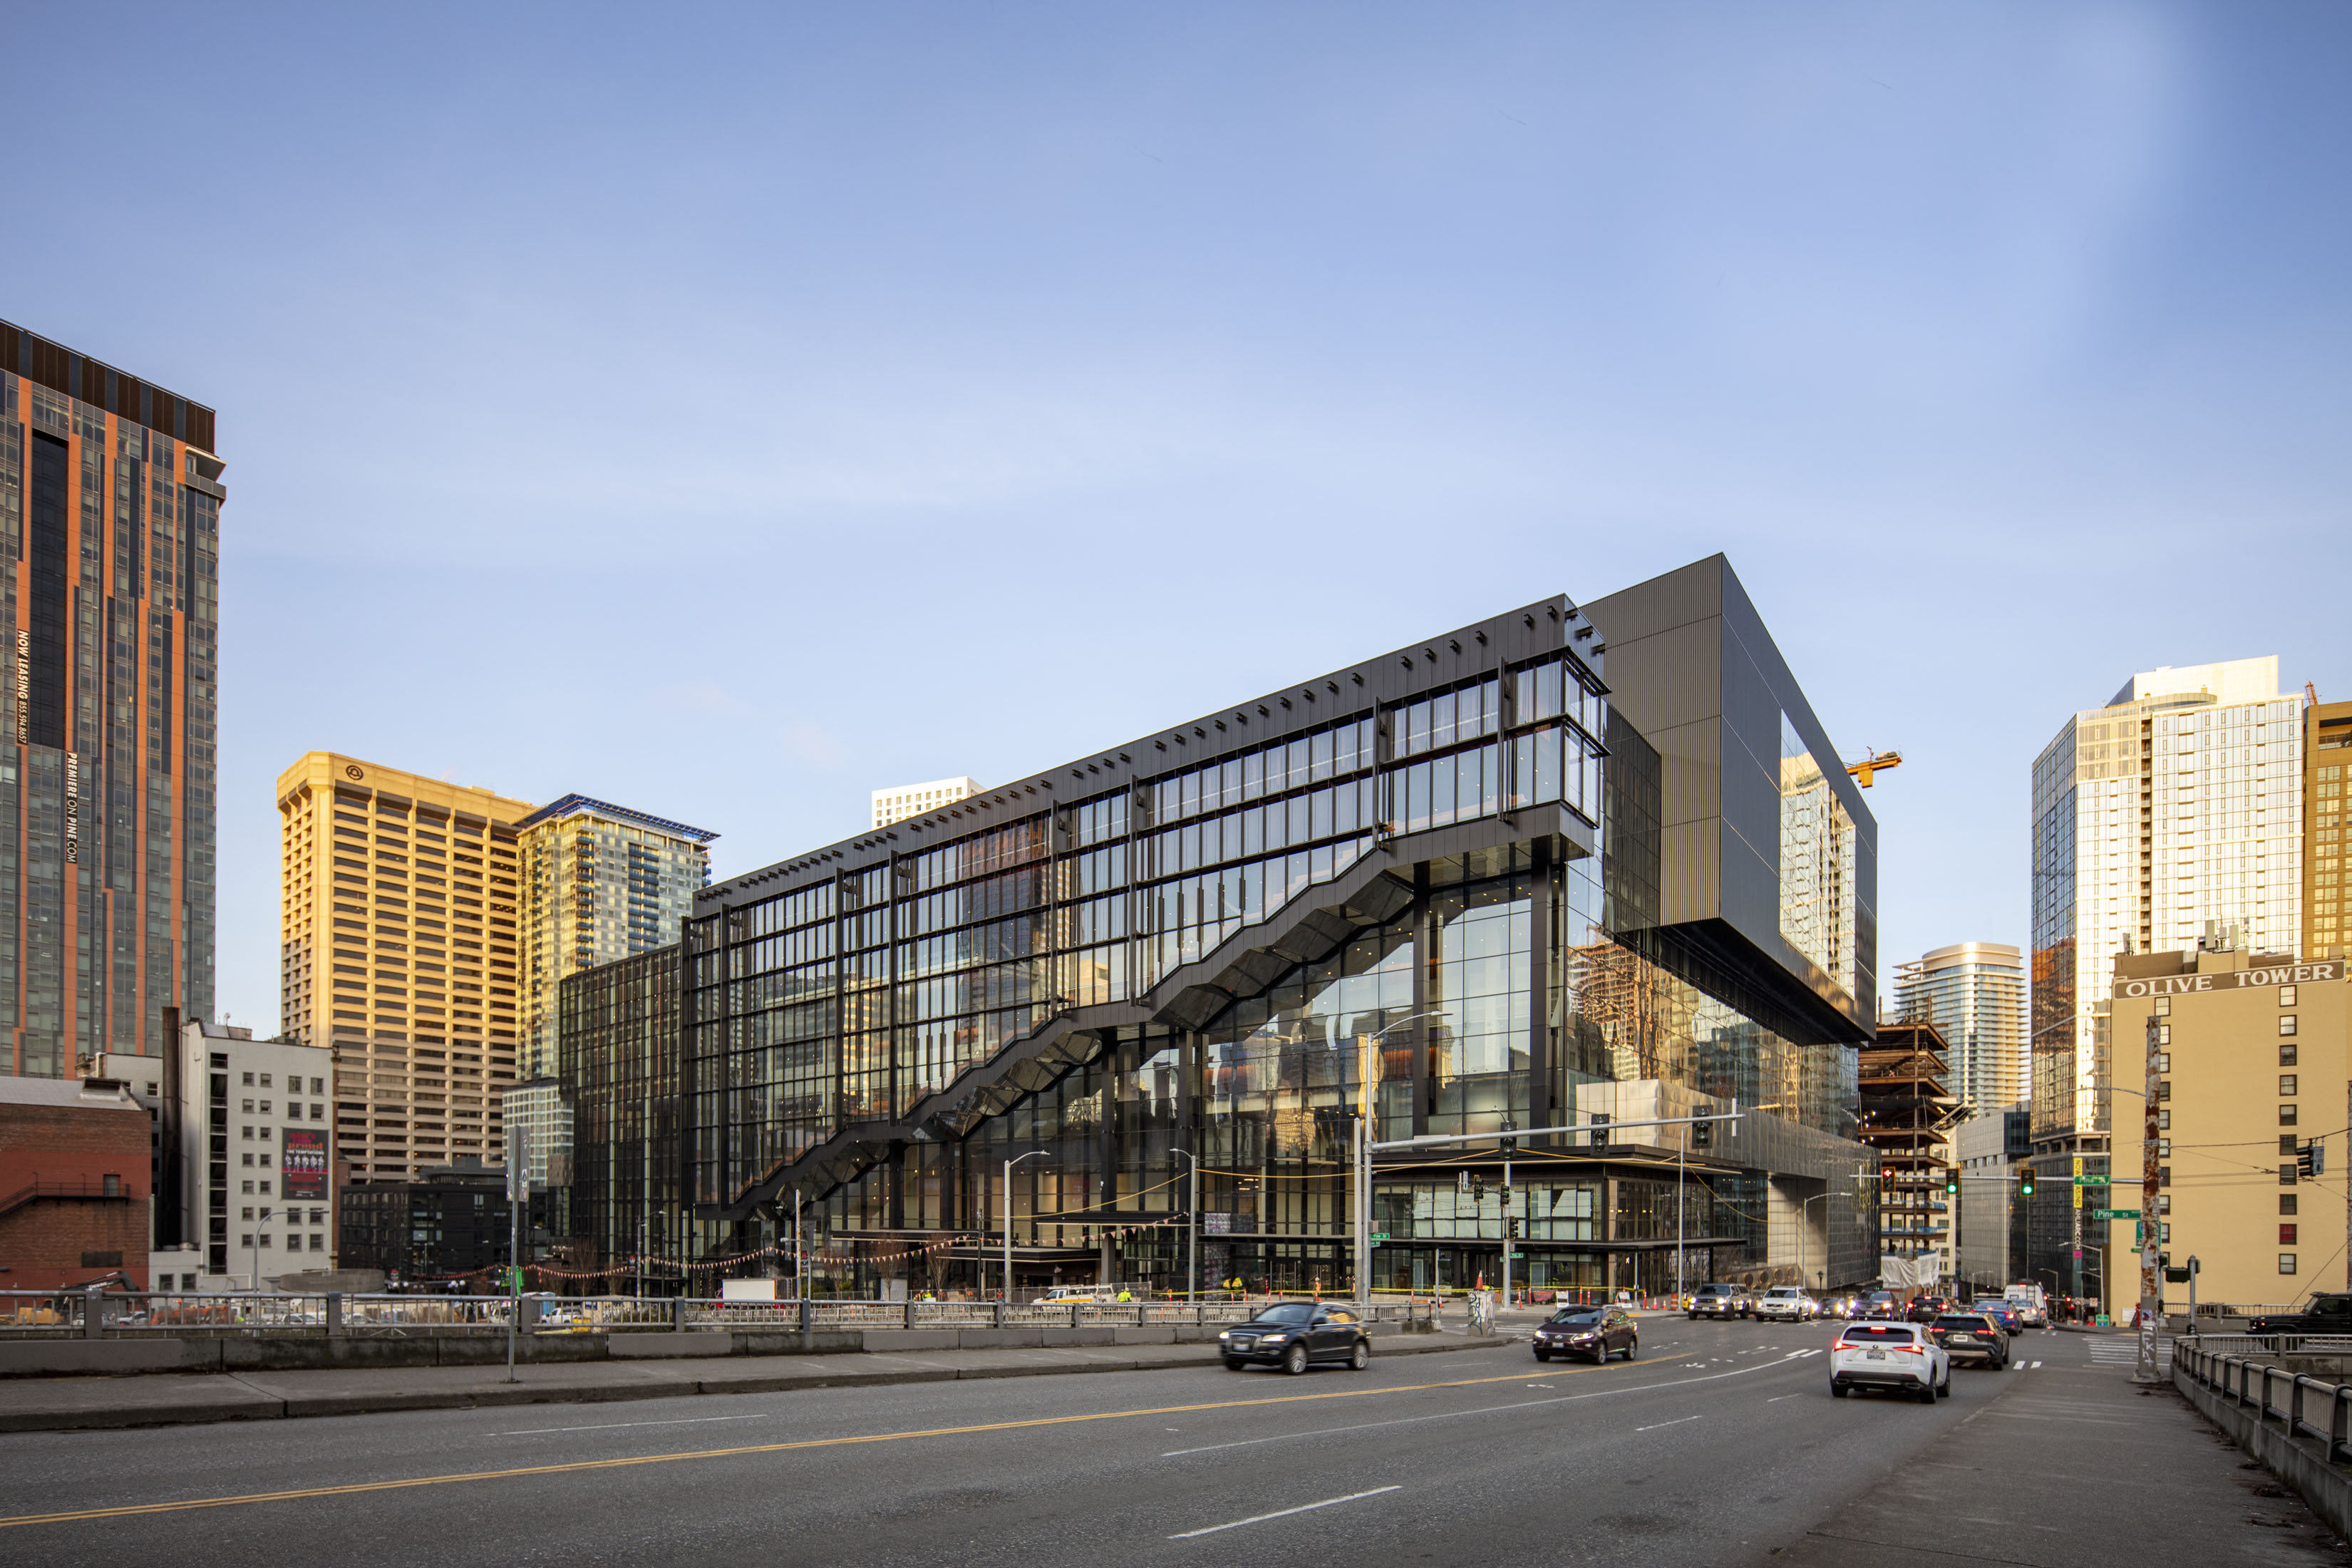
[0,319,218,1078]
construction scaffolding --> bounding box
[1860,1018,1961,1276]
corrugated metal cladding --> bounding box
[1,319,216,452]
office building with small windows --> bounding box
[1952,1101,2031,1298]
[130,1015,339,1288]
[0,320,222,1080]
[1894,942,2026,1118]
[2108,945,2346,1320]
[644,557,1881,1299]
[277,753,529,1182]
[873,777,982,829]
[338,1157,512,1286]
[2306,699,2352,959]
[517,794,713,1080]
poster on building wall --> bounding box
[283,1130,328,1200]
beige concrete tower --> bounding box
[277,753,532,1181]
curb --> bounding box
[0,1334,1510,1434]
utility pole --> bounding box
[793,1187,804,1302]
[2070,1147,2084,1320]
[506,1123,530,1385]
[2136,1014,2161,1381]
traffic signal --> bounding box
[1470,1175,1487,1202]
[1881,1165,1897,1184]
[1500,1119,1517,1154]
[2299,1141,2320,1181]
[1945,1173,1960,1196]
[1505,1217,1521,1239]
[1693,1117,1713,1150]
[2018,1169,2036,1197]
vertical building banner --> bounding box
[283,1128,329,1200]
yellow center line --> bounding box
[0,1360,1608,1530]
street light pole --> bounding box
[1172,1150,1199,1306]
[1800,1190,1835,1298]
[1003,1150,1046,1302]
[250,1207,277,1296]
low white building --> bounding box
[98,1017,339,1290]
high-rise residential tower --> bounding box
[2307,698,2352,959]
[2027,656,2303,1288]
[1894,942,2026,1115]
[517,795,714,1080]
[0,320,221,1078]
[277,753,530,1180]
[872,777,980,828]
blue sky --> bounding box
[7,4,2347,1033]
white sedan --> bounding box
[1754,1286,1817,1322]
[1830,1320,1951,1403]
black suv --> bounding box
[1534,1306,1639,1363]
[1218,1302,1373,1373]
[1929,1312,2010,1369]
[2248,1294,2352,1334]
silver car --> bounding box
[1754,1286,1817,1322]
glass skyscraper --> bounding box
[617,557,1883,1298]
[1,319,220,1078]
[2027,656,2303,1294]
[1894,942,2026,1116]
[517,795,714,1080]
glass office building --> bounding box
[2028,659,2303,1296]
[641,557,1879,1296]
[560,944,691,1283]
[0,319,220,1078]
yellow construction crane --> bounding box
[1845,748,1903,787]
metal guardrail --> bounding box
[2176,1336,2352,1465]
[0,1290,1435,1340]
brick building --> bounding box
[0,1077,153,1289]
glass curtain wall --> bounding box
[686,654,1609,1218]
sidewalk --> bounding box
[1771,1342,2344,1566]
[0,1331,1506,1434]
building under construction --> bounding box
[1859,1018,1959,1285]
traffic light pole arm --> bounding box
[1367,1105,1739,1153]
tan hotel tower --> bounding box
[277,753,530,1181]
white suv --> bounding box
[1830,1320,1950,1402]
[1755,1286,1817,1322]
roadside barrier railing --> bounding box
[0,1289,1438,1339]
[2175,1334,2352,1465]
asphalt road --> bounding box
[0,1318,2090,1567]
